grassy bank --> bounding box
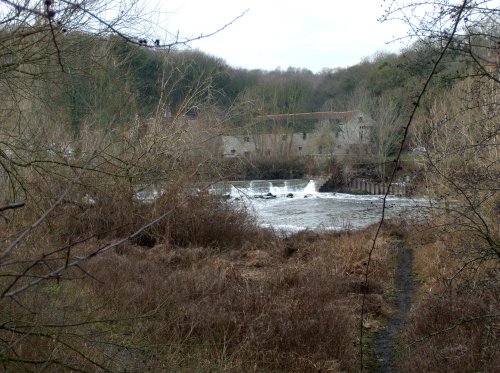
[1,191,497,372]
[1,190,401,372]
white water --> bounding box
[223,179,318,199]
[213,179,429,233]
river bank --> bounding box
[2,184,496,372]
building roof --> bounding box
[254,111,359,122]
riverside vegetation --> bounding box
[0,0,498,371]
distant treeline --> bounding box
[48,33,473,135]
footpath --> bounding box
[372,239,414,372]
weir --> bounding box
[216,178,411,198]
[223,179,319,199]
[210,178,428,232]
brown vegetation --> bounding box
[395,223,499,373]
[1,1,498,371]
[1,195,403,371]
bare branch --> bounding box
[0,202,25,212]
[409,313,500,345]
[359,1,471,370]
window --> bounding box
[359,126,372,141]
[335,126,344,139]
[231,149,236,154]
[243,136,250,142]
[281,134,287,141]
[298,146,303,151]
[302,132,307,140]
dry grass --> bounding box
[8,189,497,372]
[80,226,395,372]
[0,217,401,372]
[5,177,446,373]
[398,289,498,373]
[396,222,499,373]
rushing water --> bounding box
[212,179,428,233]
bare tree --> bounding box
[369,95,404,181]
[360,1,499,371]
[0,2,245,370]
[381,0,499,262]
[324,89,403,180]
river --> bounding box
[213,179,428,233]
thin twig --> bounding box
[0,202,25,213]
[409,313,500,345]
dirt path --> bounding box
[372,239,414,372]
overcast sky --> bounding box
[154,0,411,72]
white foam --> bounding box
[222,179,320,199]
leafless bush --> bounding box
[79,227,396,372]
[398,278,498,372]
